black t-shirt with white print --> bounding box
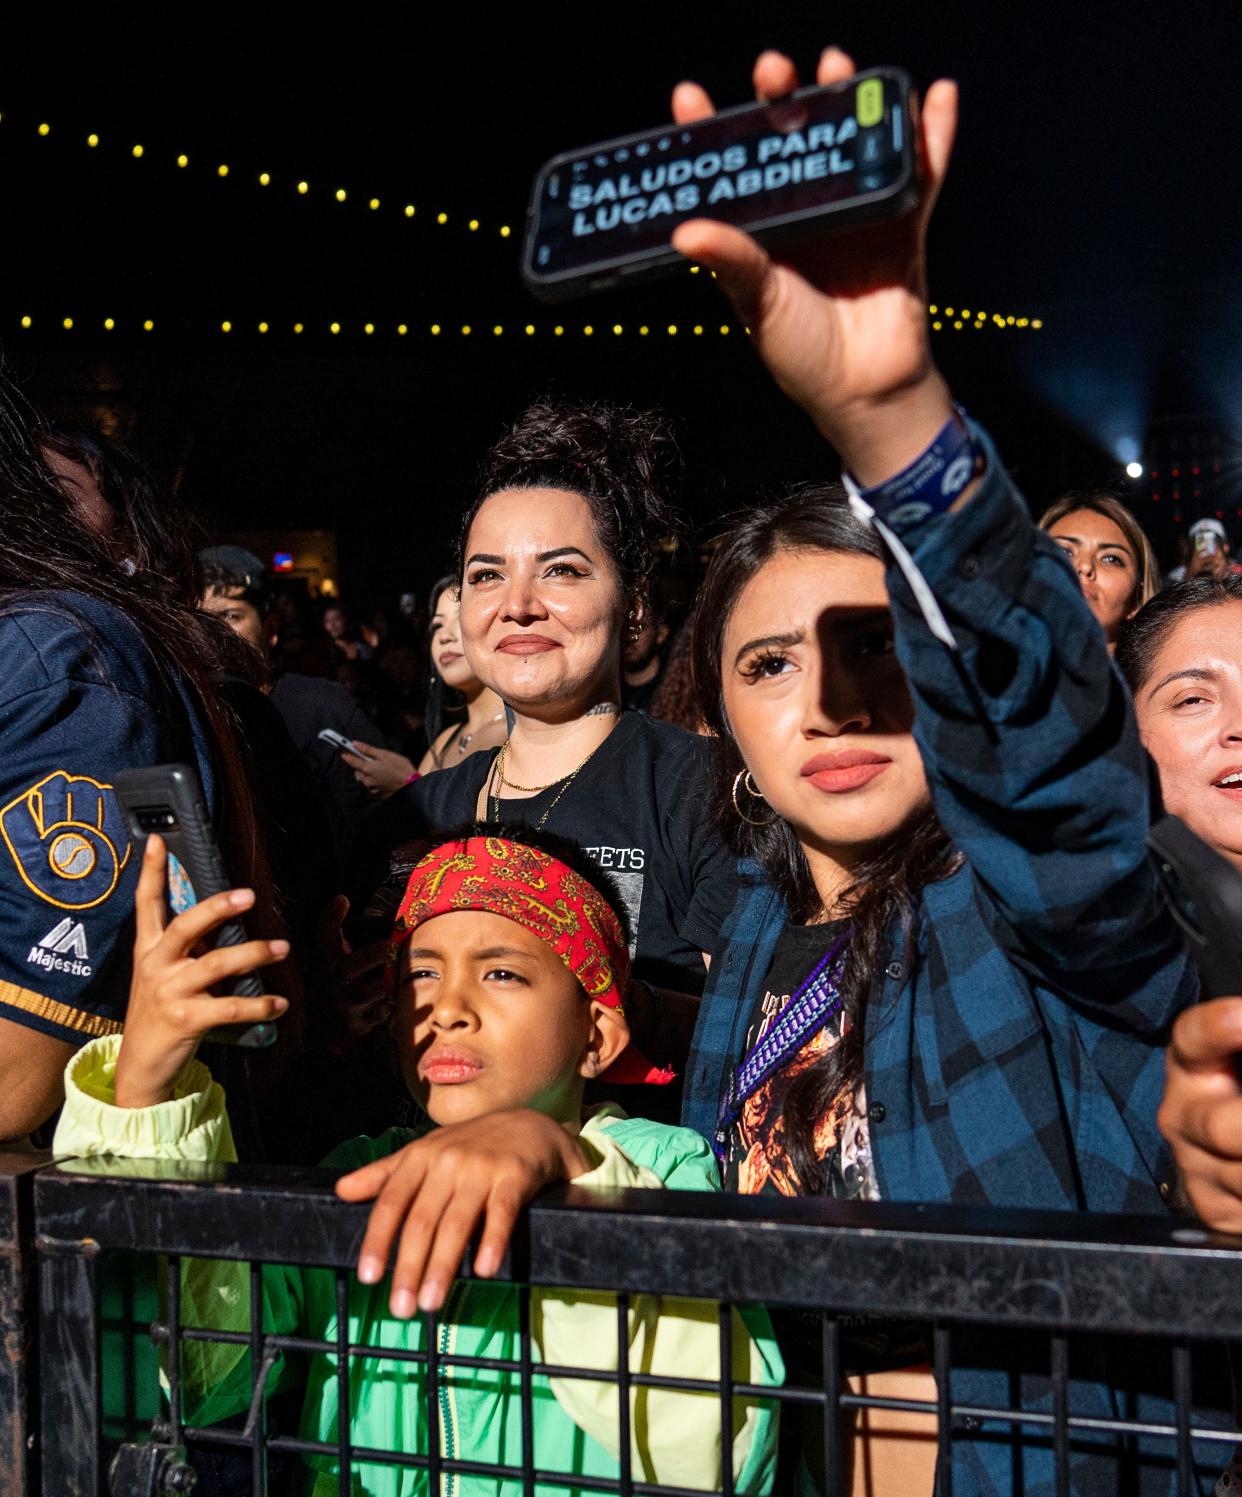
[372,712,738,995]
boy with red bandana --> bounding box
[55,826,781,1495]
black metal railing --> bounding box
[16,1153,1242,1496]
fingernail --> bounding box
[417,1278,444,1312]
[357,1255,382,1284]
[229,889,255,909]
[269,939,290,957]
[391,1287,416,1318]
[272,997,289,1012]
[474,1246,498,1277]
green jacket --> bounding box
[56,1035,782,1496]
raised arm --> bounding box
[675,47,1173,998]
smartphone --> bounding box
[112,764,278,1047]
[522,67,917,303]
[318,728,373,759]
[1148,814,1242,999]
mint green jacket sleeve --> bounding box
[52,1035,307,1428]
[535,1108,784,1494]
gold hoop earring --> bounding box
[731,768,774,826]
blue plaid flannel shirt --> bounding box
[683,427,1222,1493]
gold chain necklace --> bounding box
[493,741,559,793]
[487,736,607,830]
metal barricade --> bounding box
[22,1155,1242,1496]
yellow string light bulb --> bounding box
[259,172,271,186]
[554,325,564,336]
[500,225,511,237]
[221,320,232,332]
[583,325,594,336]
[62,317,73,329]
[929,304,938,314]
[461,324,471,336]
[525,324,535,335]
[177,154,189,168]
[689,265,700,274]
[404,204,415,217]
[693,325,703,335]
[397,324,408,335]
[962,309,971,318]
[364,323,375,334]
[492,324,504,335]
[132,144,144,158]
[720,324,730,335]
[469,219,479,231]
[932,320,943,331]
[954,321,963,330]
[293,322,304,333]
[217,164,229,177]
[667,324,678,336]
[143,319,154,331]
[37,123,50,137]
[103,317,114,330]
[437,212,447,225]
[335,188,346,202]
[639,325,649,336]
[330,322,341,334]
[1032,319,1043,329]
[20,316,31,329]
[297,181,309,195]
[612,324,623,335]
[87,133,99,148]
[430,324,441,335]
[370,198,380,211]
[1006,316,1015,325]
[258,322,269,333]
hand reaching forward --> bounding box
[671,47,959,485]
[335,1110,590,1315]
[115,835,289,1108]
[1159,998,1242,1232]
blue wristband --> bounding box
[843,405,983,527]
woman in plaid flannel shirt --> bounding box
[343,42,1227,1495]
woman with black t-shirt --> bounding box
[357,400,738,1011]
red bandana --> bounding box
[390,836,673,1085]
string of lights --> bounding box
[6,111,517,239]
[9,310,1043,338]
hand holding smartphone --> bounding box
[113,764,282,1047]
[319,728,375,760]
[523,68,917,302]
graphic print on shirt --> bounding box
[729,981,877,1199]
[581,847,644,955]
[1,770,131,911]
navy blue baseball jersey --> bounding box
[0,591,213,1044]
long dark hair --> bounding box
[41,423,203,605]
[692,484,959,1191]
[1116,573,1242,693]
[0,372,294,1029]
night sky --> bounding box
[4,2,1238,599]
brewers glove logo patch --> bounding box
[1,771,131,911]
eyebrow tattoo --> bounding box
[733,629,803,667]
[1147,666,1219,698]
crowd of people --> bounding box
[5,40,1242,1497]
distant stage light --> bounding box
[1126,462,1144,479]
